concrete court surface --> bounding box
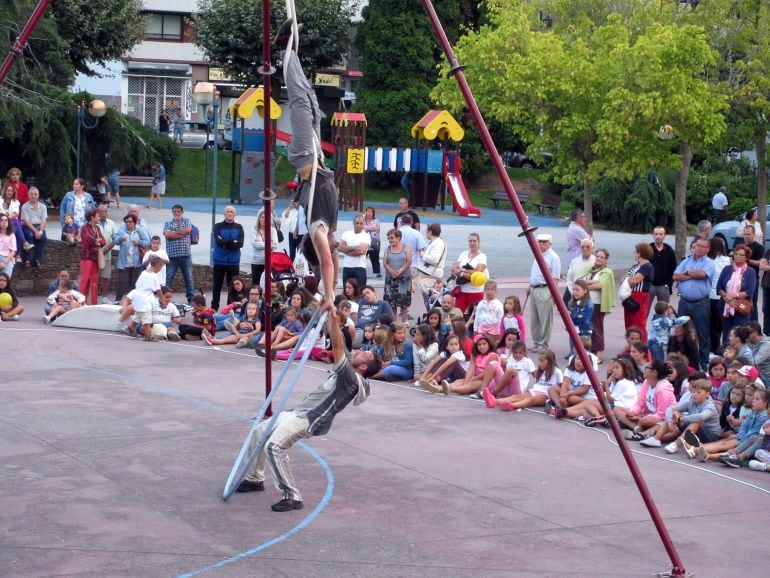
[2,296,770,578]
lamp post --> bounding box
[193,82,220,265]
[76,99,107,178]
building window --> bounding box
[126,76,188,127]
[145,13,183,40]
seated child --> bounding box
[615,359,676,440]
[419,333,469,390]
[547,354,593,418]
[412,324,439,383]
[565,357,638,425]
[496,328,522,367]
[639,378,721,452]
[440,334,502,397]
[61,214,80,245]
[255,306,303,354]
[747,418,770,472]
[359,323,375,352]
[490,350,562,411]
[204,301,262,348]
[719,384,745,438]
[426,308,450,348]
[178,294,216,341]
[688,388,769,463]
[44,279,85,323]
[481,338,532,406]
[371,322,414,381]
[150,286,182,341]
[0,272,23,321]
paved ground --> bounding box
[2,295,769,577]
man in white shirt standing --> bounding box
[528,233,562,353]
[338,215,370,289]
[711,186,728,223]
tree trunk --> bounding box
[674,142,693,259]
[756,131,767,241]
[583,180,594,234]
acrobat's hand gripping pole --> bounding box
[222,310,328,499]
[419,2,687,576]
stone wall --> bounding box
[11,240,247,297]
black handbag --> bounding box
[621,296,640,313]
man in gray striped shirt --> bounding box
[236,305,381,512]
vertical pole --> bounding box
[76,105,82,179]
[261,0,274,415]
[419,1,687,576]
[210,94,219,267]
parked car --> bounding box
[175,121,228,150]
[709,205,770,251]
[501,151,552,169]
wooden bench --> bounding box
[533,193,561,215]
[489,190,531,209]
[120,175,155,189]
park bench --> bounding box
[533,193,561,215]
[489,190,530,209]
[120,175,155,189]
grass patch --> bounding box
[158,150,560,213]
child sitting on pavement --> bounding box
[44,279,85,323]
[121,258,165,340]
[150,286,182,341]
[547,353,593,418]
[418,334,469,391]
[489,349,562,411]
[178,294,216,341]
[203,301,262,349]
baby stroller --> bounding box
[271,251,299,296]
[408,281,452,336]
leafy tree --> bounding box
[194,0,355,84]
[0,0,146,199]
[432,1,725,254]
[355,0,473,154]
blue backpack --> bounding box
[190,224,200,245]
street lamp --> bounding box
[76,99,107,178]
[193,82,220,265]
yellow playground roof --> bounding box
[410,110,464,142]
[229,86,282,120]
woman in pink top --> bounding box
[614,358,675,440]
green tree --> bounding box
[432,1,725,254]
[194,0,355,84]
[0,0,146,198]
[355,0,470,150]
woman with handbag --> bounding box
[363,206,381,279]
[416,223,447,312]
[586,248,615,363]
[79,209,106,305]
[622,243,654,340]
[449,233,488,315]
[716,244,757,348]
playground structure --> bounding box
[331,108,481,216]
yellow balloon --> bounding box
[0,292,12,309]
[470,271,486,287]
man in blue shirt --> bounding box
[673,237,715,370]
[211,205,244,311]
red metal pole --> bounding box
[0,0,53,87]
[261,0,274,415]
[420,1,687,576]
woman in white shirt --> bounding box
[251,209,278,287]
[449,232,488,315]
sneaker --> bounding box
[470,390,483,400]
[664,442,678,454]
[697,446,709,462]
[544,400,554,414]
[440,380,450,395]
[229,310,237,326]
[224,319,235,333]
[682,429,701,448]
[419,380,441,394]
[9,314,19,321]
[235,479,264,493]
[482,387,496,408]
[585,416,607,428]
[640,437,662,448]
[748,460,768,472]
[43,315,51,325]
[22,241,34,250]
[236,338,249,349]
[622,429,644,441]
[122,326,136,337]
[271,498,304,512]
[633,425,645,435]
[720,454,742,468]
[621,429,636,440]
[255,344,266,357]
[201,330,213,346]
[676,436,697,459]
[167,331,181,342]
[500,402,514,411]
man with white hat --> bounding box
[528,233,561,353]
